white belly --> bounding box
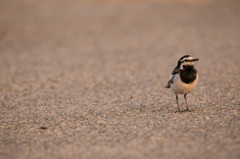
[171,74,198,94]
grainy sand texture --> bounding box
[0,0,240,159]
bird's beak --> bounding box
[193,58,199,62]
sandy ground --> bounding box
[0,0,240,158]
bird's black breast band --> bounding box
[180,66,197,84]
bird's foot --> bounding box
[181,108,194,112]
[174,109,182,113]
[174,108,194,113]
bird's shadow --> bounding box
[174,108,195,113]
[146,102,196,114]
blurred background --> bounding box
[0,0,240,159]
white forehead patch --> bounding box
[180,56,194,62]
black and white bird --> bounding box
[165,55,199,112]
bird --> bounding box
[165,55,199,112]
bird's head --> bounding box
[177,55,199,70]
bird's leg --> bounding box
[176,94,180,112]
[184,94,189,111]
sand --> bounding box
[0,0,240,158]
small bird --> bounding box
[165,55,199,112]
